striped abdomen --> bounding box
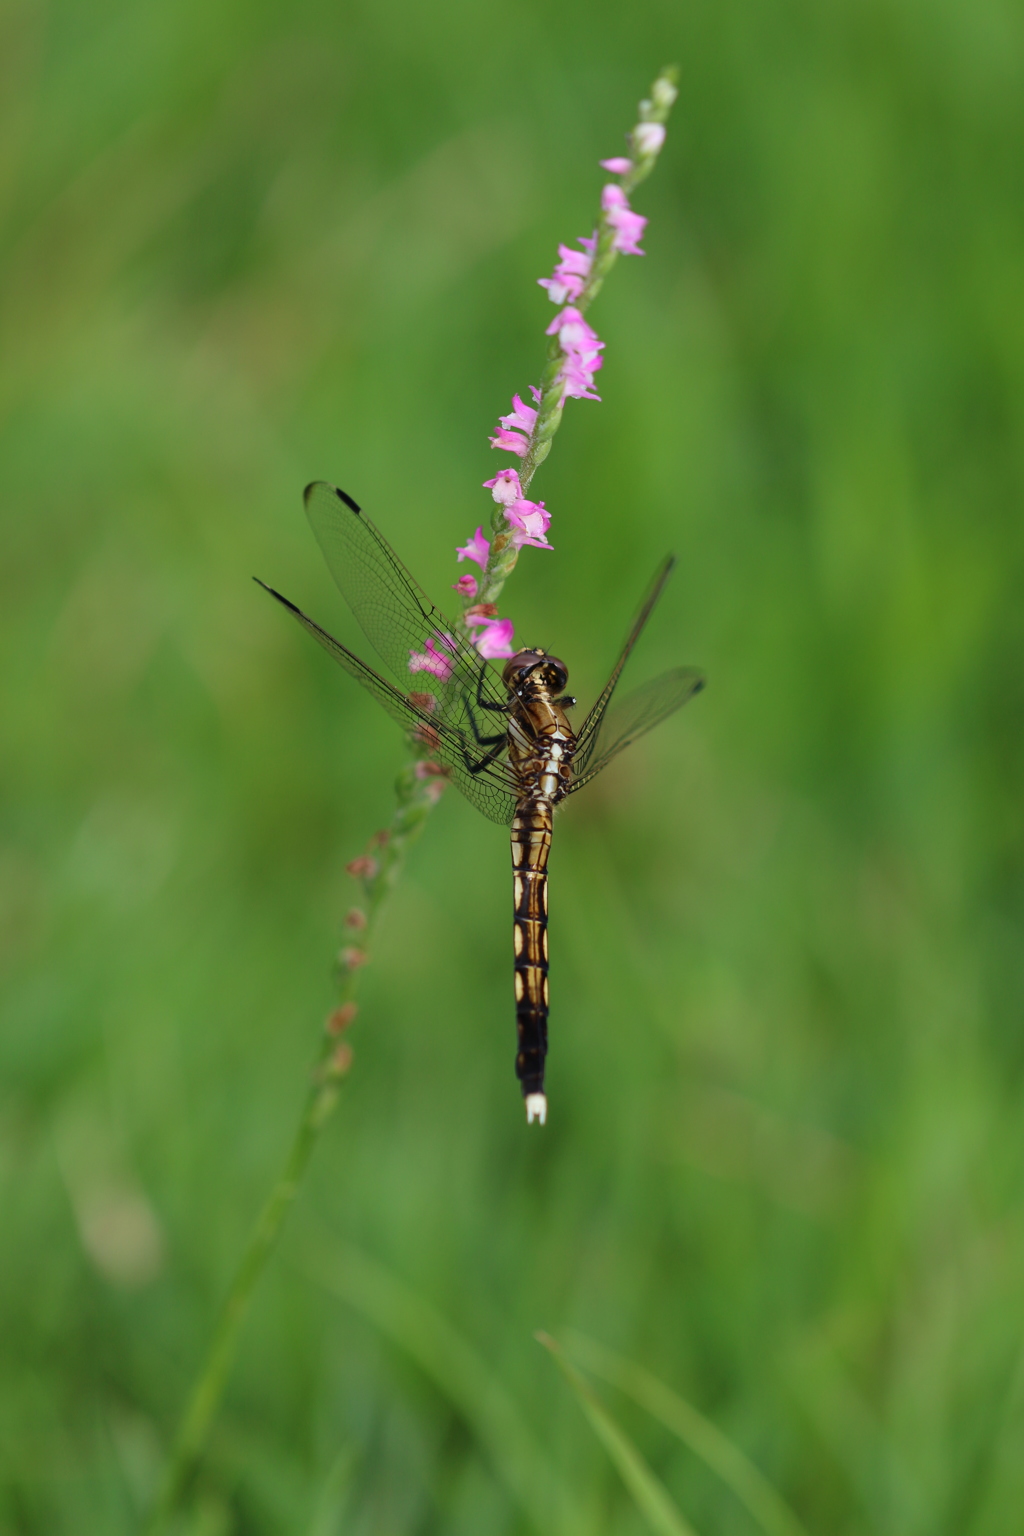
[511,795,552,1122]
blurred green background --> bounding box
[4,0,1024,1530]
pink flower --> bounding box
[632,122,665,156]
[499,394,537,435]
[456,526,490,568]
[488,389,541,457]
[546,305,605,403]
[483,468,522,505]
[538,240,594,304]
[489,426,530,457]
[505,498,553,551]
[408,632,457,680]
[559,352,603,402]
[489,430,529,456]
[453,573,478,597]
[466,615,516,658]
[600,156,633,174]
[602,183,647,256]
[546,305,603,355]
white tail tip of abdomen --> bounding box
[525,1093,548,1126]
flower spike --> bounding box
[463,67,676,615]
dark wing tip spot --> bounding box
[302,479,362,516]
[253,577,302,617]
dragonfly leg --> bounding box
[475,664,511,714]
[463,691,509,748]
[462,704,506,748]
[465,740,507,776]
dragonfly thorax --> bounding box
[502,648,569,696]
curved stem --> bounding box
[142,1078,333,1534]
[142,760,441,1534]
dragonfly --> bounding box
[257,482,704,1125]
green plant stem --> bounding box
[142,758,443,1535]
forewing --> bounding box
[303,481,510,724]
[255,581,518,825]
[567,668,705,794]
[573,554,677,775]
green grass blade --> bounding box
[536,1333,702,1536]
[300,1235,574,1536]
[563,1331,809,1536]
[305,1445,358,1536]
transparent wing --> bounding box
[303,481,511,726]
[255,581,518,826]
[573,555,677,776]
[567,668,705,794]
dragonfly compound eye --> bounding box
[501,650,569,693]
[502,649,547,687]
[544,657,569,692]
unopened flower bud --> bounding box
[345,908,367,931]
[326,1002,358,1034]
[339,946,368,970]
[346,855,377,879]
[412,721,440,752]
[414,760,448,779]
[651,77,678,111]
[633,122,666,156]
[330,1041,354,1076]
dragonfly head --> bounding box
[502,649,569,695]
